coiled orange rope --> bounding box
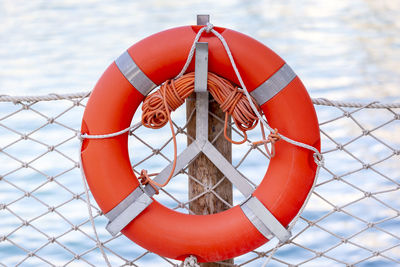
[139,72,280,191]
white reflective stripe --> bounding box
[241,196,291,243]
[115,51,157,96]
[250,64,296,106]
[194,42,208,93]
[104,187,153,236]
[105,186,145,220]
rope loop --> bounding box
[313,152,324,167]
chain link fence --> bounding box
[0,92,399,266]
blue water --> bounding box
[1,1,400,266]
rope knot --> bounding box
[313,153,324,167]
[138,170,159,194]
[252,128,281,158]
[205,22,214,33]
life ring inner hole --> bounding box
[127,73,270,215]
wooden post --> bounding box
[186,17,233,265]
[186,93,234,266]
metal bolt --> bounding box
[22,104,28,110]
[1,236,6,241]
[21,134,28,140]
[22,162,28,168]
[48,146,55,152]
[343,111,350,117]
[28,252,34,257]
[25,192,31,197]
[368,223,375,228]
[73,194,80,200]
[73,100,80,106]
[47,117,54,124]
[363,163,370,169]
[48,207,55,212]
[342,238,347,243]
[337,144,343,150]
[394,114,400,120]
[75,162,80,168]
[153,149,160,155]
[362,130,370,136]
[74,254,80,260]
[72,225,78,231]
[0,204,5,210]
[394,150,400,156]
[48,237,56,243]
[48,176,54,182]
[373,251,380,256]
[316,252,322,257]
[23,220,29,226]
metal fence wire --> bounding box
[0,92,399,267]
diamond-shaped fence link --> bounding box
[0,92,399,266]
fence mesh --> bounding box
[0,92,399,267]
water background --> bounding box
[1,0,400,266]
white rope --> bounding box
[175,23,213,79]
[78,140,111,267]
[0,92,91,102]
[261,245,280,267]
[77,121,143,267]
[2,91,400,109]
[312,97,400,109]
[79,122,142,140]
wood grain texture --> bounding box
[187,94,234,266]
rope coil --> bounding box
[139,71,275,189]
[141,72,260,142]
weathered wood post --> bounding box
[186,15,234,266]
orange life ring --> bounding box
[81,25,320,262]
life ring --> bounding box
[81,25,320,262]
